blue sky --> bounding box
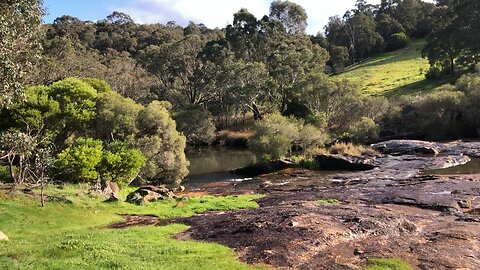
[43,0,384,34]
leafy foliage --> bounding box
[137,101,189,186]
[57,138,103,183]
[174,107,216,145]
[249,113,328,159]
[0,0,43,107]
[98,141,146,186]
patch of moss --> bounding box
[317,199,340,204]
[364,258,414,270]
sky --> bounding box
[43,0,389,35]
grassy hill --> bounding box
[336,39,447,98]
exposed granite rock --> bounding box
[372,139,480,158]
[111,140,480,269]
[314,154,377,171]
[231,159,294,177]
[126,186,176,204]
[174,201,480,270]
[101,181,120,202]
[371,140,440,155]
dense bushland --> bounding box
[0,78,188,187]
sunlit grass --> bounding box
[0,186,263,270]
[336,39,445,97]
[363,258,414,270]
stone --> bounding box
[0,231,8,241]
[174,202,186,208]
[126,186,176,204]
[231,159,294,177]
[314,154,377,171]
[101,181,120,202]
[371,140,440,156]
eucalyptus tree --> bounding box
[268,36,329,113]
[0,0,43,108]
[269,0,308,35]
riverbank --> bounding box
[176,140,480,269]
[1,140,480,269]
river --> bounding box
[183,147,258,188]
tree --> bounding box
[95,90,143,143]
[0,130,39,186]
[325,12,383,62]
[268,36,329,113]
[0,0,43,107]
[174,107,216,145]
[226,61,272,119]
[343,12,383,61]
[226,9,259,61]
[136,101,189,186]
[376,13,405,40]
[48,78,98,147]
[269,0,308,35]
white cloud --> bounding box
[112,0,431,34]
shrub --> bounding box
[297,124,329,151]
[249,113,328,159]
[348,117,380,142]
[174,107,216,145]
[249,113,300,159]
[136,101,189,186]
[48,78,98,126]
[0,165,13,183]
[385,32,410,52]
[329,142,377,157]
[57,138,103,183]
[413,89,465,139]
[98,142,146,186]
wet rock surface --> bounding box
[372,139,480,158]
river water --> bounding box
[183,147,258,188]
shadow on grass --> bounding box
[344,40,426,72]
[384,78,450,98]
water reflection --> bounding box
[186,147,257,176]
[183,147,257,187]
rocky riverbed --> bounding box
[115,140,480,269]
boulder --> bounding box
[230,160,294,177]
[314,155,377,171]
[101,181,120,202]
[126,186,176,204]
[0,231,8,241]
[371,140,439,156]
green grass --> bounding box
[364,258,414,270]
[0,185,263,270]
[336,39,446,97]
[317,199,340,204]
